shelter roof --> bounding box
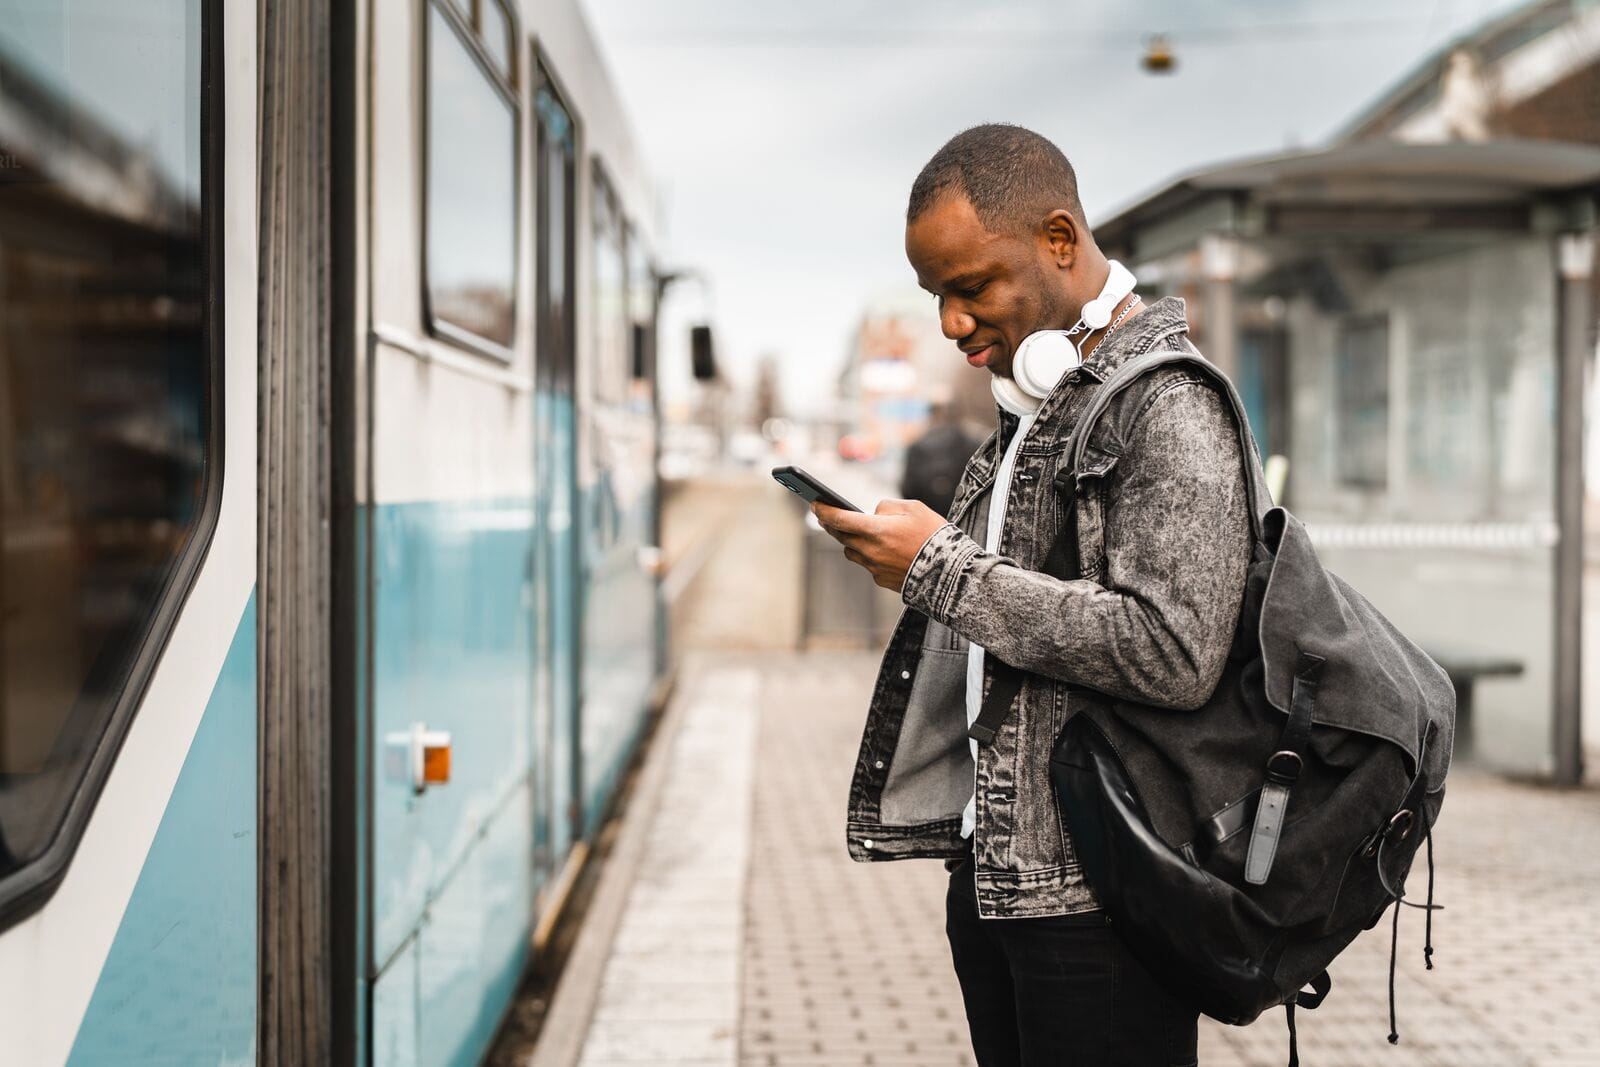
[1095,139,1600,252]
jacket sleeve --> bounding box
[900,380,1251,711]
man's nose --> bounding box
[940,304,975,340]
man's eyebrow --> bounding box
[945,270,991,290]
[925,269,989,294]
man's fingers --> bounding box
[822,525,857,547]
[812,502,877,536]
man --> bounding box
[812,124,1251,1065]
[899,393,982,517]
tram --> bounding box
[0,1,677,1062]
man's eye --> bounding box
[959,283,987,299]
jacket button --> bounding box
[900,669,911,680]
[1018,471,1037,482]
[874,760,885,770]
[861,839,875,850]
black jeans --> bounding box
[945,852,1199,1066]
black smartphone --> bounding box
[771,465,863,513]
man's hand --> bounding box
[812,498,949,591]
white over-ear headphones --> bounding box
[990,260,1138,415]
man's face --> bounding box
[905,192,1072,381]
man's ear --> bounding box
[1041,209,1079,269]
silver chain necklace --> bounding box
[1086,294,1141,358]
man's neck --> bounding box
[1079,293,1145,363]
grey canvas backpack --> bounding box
[970,347,1456,1065]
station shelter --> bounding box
[1096,140,1600,782]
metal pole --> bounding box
[1553,231,1594,787]
[1201,233,1238,379]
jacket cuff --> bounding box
[900,522,981,621]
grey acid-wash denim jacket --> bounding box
[845,296,1252,918]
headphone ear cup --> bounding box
[990,373,1038,416]
[1012,331,1080,398]
[1082,261,1137,331]
[1081,298,1113,330]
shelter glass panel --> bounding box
[1229,233,1557,774]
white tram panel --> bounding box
[369,0,535,508]
[0,4,260,1061]
[366,0,661,508]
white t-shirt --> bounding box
[961,409,1038,838]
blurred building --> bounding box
[1094,0,1600,784]
[1335,0,1599,147]
[834,289,991,460]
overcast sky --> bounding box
[577,0,1530,414]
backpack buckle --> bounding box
[1266,750,1303,785]
[1385,809,1415,842]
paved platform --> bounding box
[533,650,1600,1067]
[518,476,1600,1066]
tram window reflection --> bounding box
[536,71,577,388]
[592,169,628,404]
[425,1,517,355]
[626,224,655,383]
[0,0,211,882]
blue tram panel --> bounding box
[362,2,670,1065]
[0,0,673,1062]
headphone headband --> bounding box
[1079,261,1137,331]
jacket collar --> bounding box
[1076,295,1191,383]
[971,296,1192,478]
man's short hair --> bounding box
[906,124,1085,236]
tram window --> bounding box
[626,225,656,382]
[425,1,517,356]
[479,0,515,82]
[535,66,578,389]
[1336,315,1390,489]
[0,1,215,897]
[591,168,628,403]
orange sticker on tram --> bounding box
[422,743,451,785]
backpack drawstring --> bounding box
[1380,821,1443,1046]
[1387,891,1403,1044]
[1285,998,1300,1067]
[1422,825,1436,970]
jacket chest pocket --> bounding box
[1048,444,1119,586]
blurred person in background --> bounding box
[814,123,1250,1066]
[899,389,982,517]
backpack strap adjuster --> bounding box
[1245,651,1325,886]
[1266,750,1303,784]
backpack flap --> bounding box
[1256,507,1456,787]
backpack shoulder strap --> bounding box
[968,342,1271,748]
[1064,342,1271,542]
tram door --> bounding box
[363,7,534,1064]
[532,67,582,893]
